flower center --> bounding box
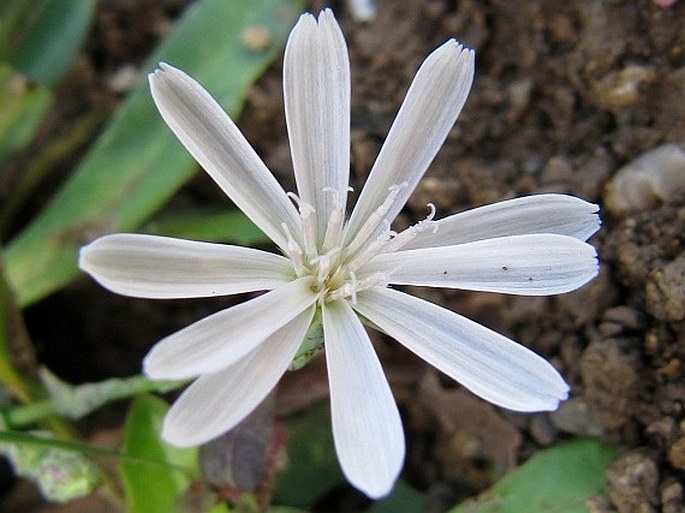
[283,186,438,305]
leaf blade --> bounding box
[120,394,197,513]
[448,438,619,513]
[5,0,305,306]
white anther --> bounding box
[347,223,392,272]
[322,187,352,253]
[314,253,331,285]
[382,203,439,253]
[355,272,389,292]
[344,182,408,258]
[281,222,306,276]
[328,283,353,303]
[347,270,358,304]
[288,192,318,260]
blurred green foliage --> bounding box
[448,438,618,513]
[120,394,197,513]
[4,0,304,306]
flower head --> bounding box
[79,9,599,498]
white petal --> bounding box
[354,288,569,411]
[345,41,474,244]
[405,194,601,249]
[366,234,598,296]
[284,10,350,245]
[323,301,404,499]
[162,307,314,447]
[143,277,317,379]
[148,63,301,251]
[79,233,293,298]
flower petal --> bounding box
[323,300,404,499]
[354,288,569,411]
[162,307,314,447]
[143,277,317,379]
[404,194,601,249]
[284,10,350,245]
[148,63,301,251]
[79,233,293,298]
[366,234,598,296]
[345,40,474,244]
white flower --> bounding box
[79,9,599,499]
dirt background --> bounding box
[2,0,685,512]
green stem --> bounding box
[5,373,185,429]
[0,252,38,402]
[3,399,53,427]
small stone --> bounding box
[661,480,684,513]
[241,26,272,52]
[599,321,624,337]
[529,414,557,445]
[603,306,644,331]
[550,397,605,436]
[645,254,685,321]
[606,451,659,513]
[108,65,140,94]
[604,144,685,216]
[593,65,656,112]
[580,338,640,429]
[667,436,685,470]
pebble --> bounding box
[108,64,140,94]
[549,397,605,436]
[529,414,557,445]
[646,254,685,321]
[602,306,644,331]
[240,26,272,52]
[604,144,685,216]
[661,480,684,513]
[606,451,660,513]
[593,64,656,111]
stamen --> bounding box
[382,203,438,253]
[327,270,387,304]
[327,270,357,303]
[281,222,306,276]
[322,187,352,253]
[347,221,392,272]
[344,182,408,259]
[288,192,318,260]
[355,271,389,292]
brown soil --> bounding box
[3,0,685,512]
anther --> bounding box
[322,187,352,253]
[382,203,438,253]
[347,222,392,272]
[288,192,318,260]
[281,222,306,276]
[344,182,408,259]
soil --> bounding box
[2,0,685,512]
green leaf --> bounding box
[0,63,52,165]
[5,0,305,307]
[448,438,619,513]
[120,394,198,513]
[0,429,100,503]
[0,429,194,472]
[273,402,345,508]
[0,0,95,86]
[144,208,269,246]
[367,481,424,513]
